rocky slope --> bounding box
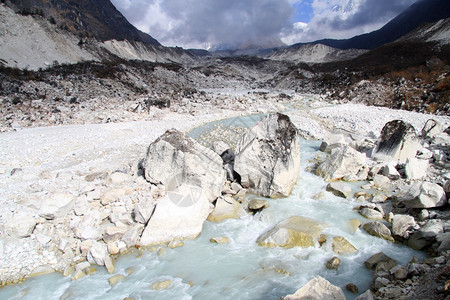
[0,4,194,70]
[7,0,160,45]
[299,0,450,50]
[268,43,367,64]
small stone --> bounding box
[348,219,362,234]
[63,266,75,277]
[373,277,390,290]
[325,257,341,270]
[247,199,269,211]
[372,175,390,189]
[364,252,396,270]
[331,236,358,255]
[326,182,352,198]
[346,283,359,294]
[151,280,172,290]
[359,208,383,220]
[108,274,126,287]
[100,189,126,205]
[210,237,229,244]
[318,234,327,246]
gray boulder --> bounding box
[403,182,447,208]
[408,220,444,250]
[363,221,394,242]
[316,145,366,181]
[364,252,396,270]
[282,276,345,300]
[372,120,421,163]
[142,129,226,202]
[392,214,417,239]
[234,113,301,198]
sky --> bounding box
[111,0,420,49]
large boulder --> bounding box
[316,145,366,181]
[403,182,447,208]
[140,184,211,245]
[282,276,345,300]
[142,129,226,202]
[256,216,327,248]
[234,113,301,198]
[372,120,421,163]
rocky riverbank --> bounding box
[0,93,449,299]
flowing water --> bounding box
[0,115,425,300]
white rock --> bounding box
[7,212,36,238]
[87,241,114,273]
[143,129,226,202]
[403,182,447,208]
[283,276,345,300]
[316,145,366,181]
[405,158,428,180]
[140,184,210,246]
[326,182,352,198]
[39,193,74,220]
[108,172,132,185]
[319,133,347,153]
[207,196,246,222]
[234,113,301,198]
[121,224,144,247]
[372,120,421,164]
[100,189,126,205]
[382,163,400,180]
[392,214,417,239]
[133,199,155,224]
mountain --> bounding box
[293,0,450,50]
[268,43,367,64]
[7,0,160,46]
[0,1,196,70]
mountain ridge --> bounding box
[7,0,161,46]
[291,0,450,50]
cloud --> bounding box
[281,0,419,44]
[112,0,294,49]
[111,0,419,48]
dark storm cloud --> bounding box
[111,0,293,47]
[159,0,293,46]
[111,0,421,47]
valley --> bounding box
[0,0,449,299]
